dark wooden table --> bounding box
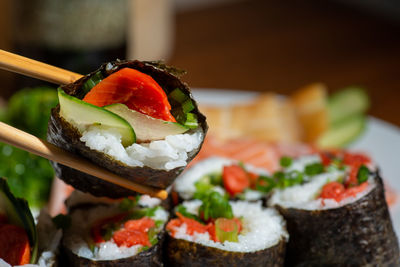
[168,0,400,127]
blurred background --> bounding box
[0,0,399,125]
[0,0,399,209]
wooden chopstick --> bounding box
[0,49,83,84]
[0,121,167,199]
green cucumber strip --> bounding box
[104,103,188,142]
[58,89,135,146]
[78,71,103,98]
[328,87,369,125]
[169,88,188,103]
[317,115,366,148]
[215,218,239,243]
[0,178,38,263]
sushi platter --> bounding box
[0,57,399,266]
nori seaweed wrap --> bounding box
[47,60,208,198]
[59,196,169,267]
[165,196,288,267]
[268,152,400,266]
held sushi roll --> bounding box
[173,157,271,202]
[165,192,288,267]
[268,152,400,266]
[47,60,208,198]
[60,196,169,266]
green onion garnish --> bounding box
[169,88,188,103]
[80,71,103,98]
[182,99,195,113]
[184,113,198,129]
[199,192,233,221]
[280,156,293,168]
[357,165,370,184]
[304,163,324,176]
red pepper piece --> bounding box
[83,68,176,122]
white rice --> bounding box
[170,200,288,252]
[174,157,269,200]
[269,155,376,210]
[80,126,203,170]
[63,204,168,261]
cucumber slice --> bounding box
[328,87,369,125]
[58,89,135,146]
[104,103,189,142]
[0,178,38,263]
[317,115,366,148]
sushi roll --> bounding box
[60,195,169,266]
[165,192,288,266]
[173,157,271,203]
[0,178,61,267]
[268,152,400,266]
[47,60,208,198]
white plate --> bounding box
[193,88,400,238]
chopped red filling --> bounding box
[320,181,369,202]
[91,214,155,248]
[222,164,259,196]
[166,212,242,243]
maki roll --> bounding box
[165,192,288,266]
[60,195,169,266]
[173,157,270,203]
[0,178,60,267]
[268,152,400,266]
[47,60,208,198]
[0,178,37,266]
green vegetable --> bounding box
[328,87,369,126]
[184,112,198,129]
[280,156,293,168]
[305,163,324,176]
[317,115,366,148]
[215,218,239,243]
[118,197,140,211]
[79,71,103,98]
[148,227,159,245]
[255,175,276,193]
[169,88,188,104]
[198,192,233,221]
[357,165,370,184]
[0,178,38,263]
[127,207,160,220]
[52,214,71,230]
[193,172,223,200]
[58,88,136,146]
[182,99,195,113]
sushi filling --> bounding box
[269,152,375,210]
[80,127,202,170]
[167,193,287,252]
[174,157,269,201]
[63,201,168,261]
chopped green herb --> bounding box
[102,227,114,241]
[198,192,233,221]
[52,214,71,230]
[280,156,293,168]
[148,227,159,245]
[140,246,150,252]
[305,163,324,176]
[255,175,276,193]
[119,197,138,211]
[155,220,164,228]
[357,165,370,184]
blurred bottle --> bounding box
[13,0,128,77]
